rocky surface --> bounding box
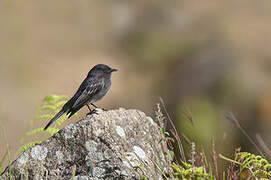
[1,108,170,180]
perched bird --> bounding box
[44,64,117,130]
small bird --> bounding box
[44,64,117,130]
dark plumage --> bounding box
[44,64,117,130]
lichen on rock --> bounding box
[1,108,170,179]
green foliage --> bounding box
[166,150,174,161]
[0,151,8,174]
[133,164,145,172]
[154,101,271,179]
[172,162,214,180]
[0,120,12,176]
[236,152,271,179]
[153,102,215,179]
[16,94,75,156]
[140,175,147,180]
[15,141,42,156]
[20,127,59,142]
[31,94,67,125]
[171,146,214,179]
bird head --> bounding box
[88,64,118,77]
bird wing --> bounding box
[71,78,105,110]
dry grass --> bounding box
[155,97,271,179]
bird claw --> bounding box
[86,109,98,116]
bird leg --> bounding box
[87,104,92,112]
[86,104,98,116]
[91,103,107,111]
[91,103,98,108]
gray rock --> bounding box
[1,108,170,179]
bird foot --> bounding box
[86,109,98,116]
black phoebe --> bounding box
[44,64,117,130]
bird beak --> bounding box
[110,68,118,72]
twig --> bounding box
[222,148,240,180]
[181,133,191,145]
[189,142,196,179]
[159,97,186,163]
[189,142,196,167]
[255,134,271,160]
[224,112,265,157]
[200,152,207,175]
[183,106,194,126]
[219,154,240,165]
[71,164,76,180]
[146,154,169,179]
[211,139,219,179]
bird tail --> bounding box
[44,109,66,130]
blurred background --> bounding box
[1,0,271,170]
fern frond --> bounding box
[55,100,67,108]
[236,152,271,179]
[55,112,77,126]
[15,94,81,165]
[43,95,66,104]
[30,113,54,126]
[15,141,42,156]
[31,94,68,125]
[34,114,54,121]
[39,104,57,111]
[44,127,59,136]
[21,127,60,143]
[55,114,69,126]
[172,162,214,179]
[20,128,44,143]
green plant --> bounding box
[154,100,215,179]
[0,119,12,176]
[236,152,271,179]
[0,151,8,174]
[155,98,271,180]
[16,94,76,156]
[172,162,214,180]
[30,94,68,126]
